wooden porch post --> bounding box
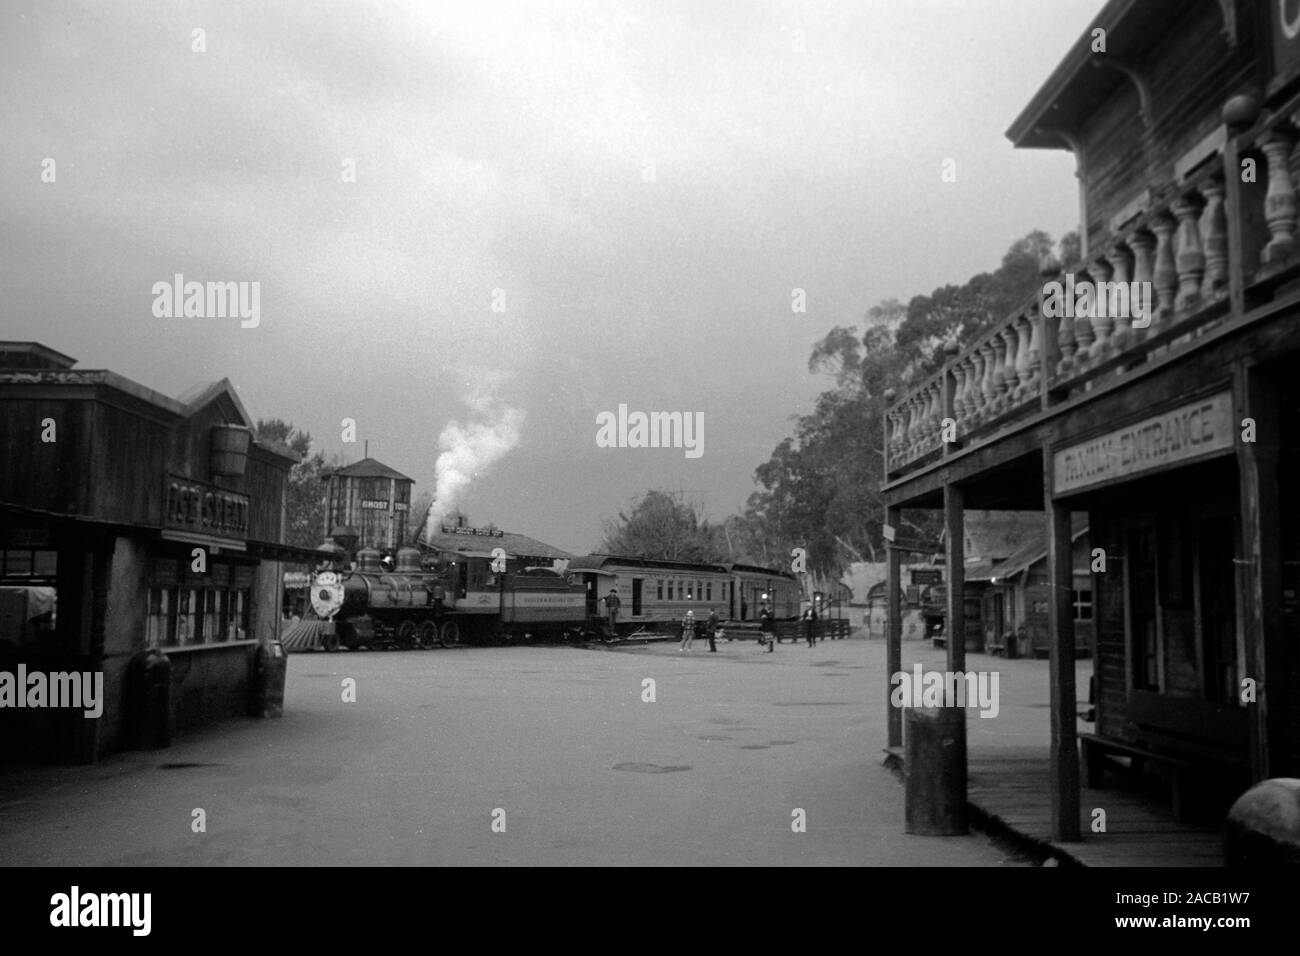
[941,484,969,815]
[945,484,965,674]
[886,504,903,750]
[1044,449,1081,841]
[1234,360,1287,779]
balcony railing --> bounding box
[883,99,1300,481]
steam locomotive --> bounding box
[302,540,592,651]
[292,531,803,652]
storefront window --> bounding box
[146,588,173,647]
[203,590,222,645]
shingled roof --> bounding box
[330,457,414,482]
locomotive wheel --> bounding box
[418,620,439,649]
[395,620,418,649]
[439,620,459,647]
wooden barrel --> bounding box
[210,424,251,477]
[904,706,969,835]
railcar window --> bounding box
[706,582,712,600]
[657,580,663,600]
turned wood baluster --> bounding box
[929,380,944,446]
[979,342,998,414]
[1054,296,1076,378]
[1013,312,1032,397]
[1025,307,1042,396]
[1089,257,1114,361]
[1108,244,1134,354]
[988,335,1007,412]
[918,386,932,449]
[1172,193,1206,314]
[967,350,985,424]
[1150,211,1178,333]
[1072,268,1095,370]
[1127,229,1156,338]
[962,355,979,424]
[1261,130,1298,264]
[1000,324,1020,404]
[903,397,916,457]
[1200,179,1228,296]
[951,361,967,426]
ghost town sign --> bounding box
[1052,391,1234,495]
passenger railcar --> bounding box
[567,554,801,635]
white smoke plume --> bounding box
[422,375,524,541]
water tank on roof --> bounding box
[211,424,251,478]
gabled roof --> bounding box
[331,457,414,482]
[176,377,255,428]
[968,515,1090,583]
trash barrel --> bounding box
[250,640,288,718]
[904,706,968,835]
[127,648,172,749]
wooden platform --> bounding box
[966,750,1223,867]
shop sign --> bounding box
[1053,391,1234,495]
[163,475,249,538]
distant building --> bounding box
[323,457,414,551]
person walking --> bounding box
[680,610,696,653]
[706,608,720,652]
[803,607,815,648]
[759,605,775,653]
[603,588,621,637]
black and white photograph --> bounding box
[0,0,1294,934]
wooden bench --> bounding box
[1082,694,1250,823]
[1079,733,1198,822]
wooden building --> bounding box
[882,1,1300,836]
[323,457,414,552]
[0,341,306,763]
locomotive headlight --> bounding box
[311,570,345,619]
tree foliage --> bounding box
[256,418,330,549]
[735,230,1078,581]
[598,491,723,563]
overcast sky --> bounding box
[2,0,1100,554]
